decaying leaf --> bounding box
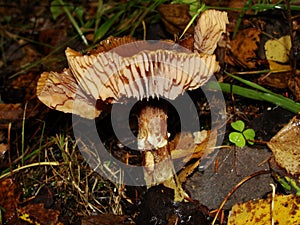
[17,203,62,225]
[81,214,128,225]
[265,35,291,63]
[267,116,300,176]
[228,194,300,225]
[0,103,23,121]
[258,60,291,89]
[226,28,261,69]
[0,143,7,157]
[0,179,18,223]
[288,76,300,101]
[157,3,193,35]
[161,130,217,201]
[170,130,216,163]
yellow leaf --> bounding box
[268,60,291,71]
[228,194,300,225]
[265,35,291,63]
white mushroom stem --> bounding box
[137,105,175,187]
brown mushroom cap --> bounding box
[66,42,219,101]
[37,41,219,119]
[37,10,228,119]
[37,69,101,119]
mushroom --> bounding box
[37,10,228,187]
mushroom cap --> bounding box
[37,40,219,119]
[194,10,228,55]
[66,40,219,102]
[37,10,228,119]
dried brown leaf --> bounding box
[267,116,300,175]
[226,28,261,69]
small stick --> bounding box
[211,170,270,225]
[270,183,276,225]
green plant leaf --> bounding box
[229,132,246,148]
[50,0,64,20]
[205,78,300,114]
[231,120,245,132]
[74,6,84,26]
[94,11,123,43]
[243,128,255,145]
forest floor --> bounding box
[0,0,300,224]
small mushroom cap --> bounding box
[194,10,229,55]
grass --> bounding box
[49,0,168,45]
[206,71,300,114]
[1,119,123,223]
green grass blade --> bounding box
[57,0,88,46]
[225,71,276,94]
[129,0,168,36]
[179,3,206,39]
[233,0,252,39]
[206,81,300,114]
[226,71,299,105]
[94,11,123,43]
[94,0,104,33]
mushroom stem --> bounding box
[137,105,175,187]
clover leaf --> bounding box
[243,128,255,145]
[230,120,245,132]
[229,132,246,147]
[229,120,256,147]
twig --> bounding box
[270,183,276,225]
[0,162,61,180]
[211,170,270,225]
[286,0,297,76]
[7,123,12,174]
[21,103,27,166]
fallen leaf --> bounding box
[268,60,291,71]
[0,179,18,223]
[226,28,261,69]
[17,203,61,225]
[0,143,7,157]
[265,35,291,63]
[0,103,23,121]
[267,116,300,176]
[185,146,273,209]
[162,130,218,201]
[258,64,291,89]
[81,214,129,225]
[228,194,300,225]
[157,4,193,35]
[288,76,300,101]
[170,130,217,163]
